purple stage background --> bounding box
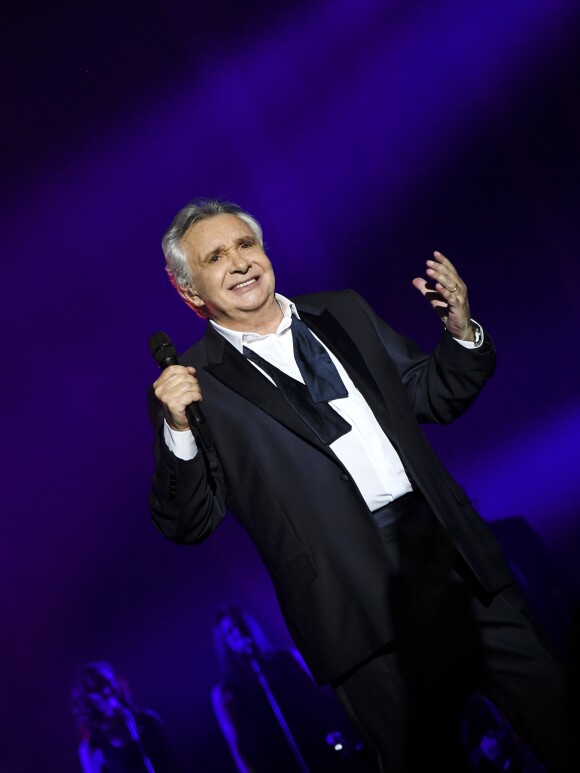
[2,1,580,770]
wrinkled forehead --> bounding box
[181,213,255,263]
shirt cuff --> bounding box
[163,420,198,460]
[452,318,484,349]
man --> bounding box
[149,199,574,771]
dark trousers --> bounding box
[333,493,577,772]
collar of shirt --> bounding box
[209,293,298,352]
[206,293,412,508]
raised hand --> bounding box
[412,251,475,342]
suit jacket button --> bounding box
[340,473,350,482]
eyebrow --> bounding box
[201,244,225,263]
[200,234,256,263]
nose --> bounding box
[226,245,251,272]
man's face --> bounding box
[179,213,276,330]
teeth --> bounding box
[233,278,256,290]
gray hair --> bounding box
[162,198,264,290]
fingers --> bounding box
[153,365,202,431]
[412,276,449,324]
[411,277,428,296]
[426,251,464,300]
[411,274,449,308]
[414,251,473,340]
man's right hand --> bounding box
[153,365,202,431]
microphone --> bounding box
[119,706,141,743]
[149,332,206,427]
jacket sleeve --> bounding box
[148,392,227,544]
[349,289,496,425]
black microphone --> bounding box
[149,332,206,427]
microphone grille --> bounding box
[149,332,177,365]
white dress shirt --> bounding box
[164,294,481,511]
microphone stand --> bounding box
[246,651,310,772]
[122,708,156,773]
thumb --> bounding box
[412,277,428,296]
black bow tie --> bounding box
[243,317,350,444]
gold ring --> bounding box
[449,284,458,293]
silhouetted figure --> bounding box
[461,693,545,772]
[211,607,371,772]
[489,517,579,658]
[71,661,186,773]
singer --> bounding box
[149,199,576,771]
[71,662,186,772]
[210,606,367,772]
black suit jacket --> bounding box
[149,290,513,683]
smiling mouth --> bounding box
[231,278,257,291]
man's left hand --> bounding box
[412,251,474,342]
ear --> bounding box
[178,283,205,311]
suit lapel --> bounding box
[298,306,398,443]
[201,324,335,455]
[200,302,399,452]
